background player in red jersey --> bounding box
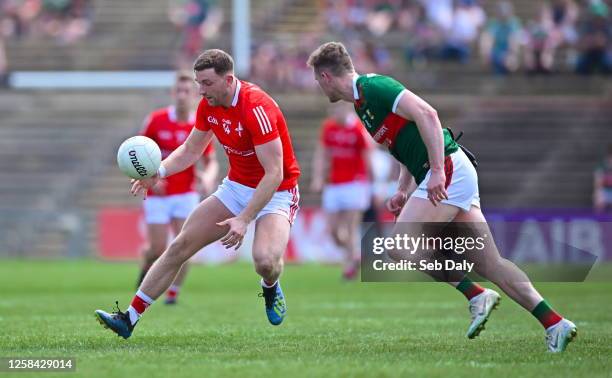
[137,71,218,305]
[311,103,373,280]
[95,49,300,338]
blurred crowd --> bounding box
[250,36,392,90]
[249,0,612,88]
[1,0,611,88]
[168,0,224,68]
[0,0,92,83]
[0,0,92,44]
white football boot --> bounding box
[466,288,501,339]
[546,318,577,352]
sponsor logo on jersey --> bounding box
[221,144,255,156]
[372,125,388,143]
[129,150,148,177]
[207,116,219,125]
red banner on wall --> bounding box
[97,207,146,260]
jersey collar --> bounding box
[231,79,241,107]
[168,105,177,122]
[168,105,195,123]
[352,73,359,100]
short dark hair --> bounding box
[193,49,234,75]
[307,42,355,76]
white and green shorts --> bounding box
[411,149,481,212]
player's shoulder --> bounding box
[148,107,171,120]
[360,73,403,90]
[240,80,280,109]
[142,107,170,130]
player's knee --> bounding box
[253,253,280,277]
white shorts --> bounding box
[322,181,371,212]
[143,192,200,224]
[212,177,300,225]
[411,149,480,212]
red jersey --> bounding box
[320,117,370,184]
[141,106,214,196]
[194,80,300,190]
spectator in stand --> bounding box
[523,2,557,74]
[38,0,92,44]
[0,0,42,39]
[1,0,91,47]
[480,1,523,74]
[397,0,424,32]
[168,0,223,67]
[594,144,612,213]
[440,0,487,63]
[346,38,378,73]
[61,0,92,44]
[420,0,454,33]
[366,1,396,37]
[575,0,612,74]
[0,36,7,86]
[250,42,280,87]
[403,1,443,65]
[550,0,580,47]
[324,0,349,35]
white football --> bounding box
[116,136,162,179]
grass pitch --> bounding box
[1,260,611,378]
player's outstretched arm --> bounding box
[162,127,214,177]
[131,128,214,198]
[394,90,448,206]
[217,137,284,250]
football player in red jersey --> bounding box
[311,104,373,280]
[137,71,218,305]
[95,49,300,338]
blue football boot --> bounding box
[94,301,135,339]
[259,282,287,325]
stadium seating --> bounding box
[0,90,154,256]
[5,0,288,70]
[3,1,612,258]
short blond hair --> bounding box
[307,41,355,76]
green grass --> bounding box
[1,260,611,378]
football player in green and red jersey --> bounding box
[307,41,576,353]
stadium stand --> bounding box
[0,90,155,256]
[2,0,612,257]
